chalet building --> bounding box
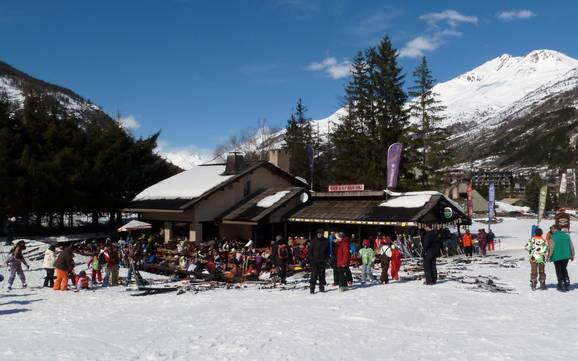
[126,152,308,245]
[127,152,471,246]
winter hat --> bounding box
[362,239,370,246]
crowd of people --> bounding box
[0,222,575,294]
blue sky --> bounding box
[1,0,578,155]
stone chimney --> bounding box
[268,149,290,173]
[222,153,245,175]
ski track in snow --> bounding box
[1,218,577,361]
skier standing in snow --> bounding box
[526,228,549,290]
[487,229,496,251]
[276,237,290,284]
[478,229,488,257]
[42,245,56,288]
[359,239,375,284]
[379,239,392,284]
[462,229,474,257]
[548,225,575,292]
[335,233,351,292]
[6,240,29,290]
[390,243,402,281]
[53,246,75,291]
[421,225,441,285]
[308,229,329,294]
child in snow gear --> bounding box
[548,225,575,292]
[462,230,473,257]
[359,239,375,284]
[526,228,549,290]
[309,230,329,294]
[87,253,103,285]
[6,240,29,290]
[75,270,91,290]
[390,243,402,281]
[43,245,56,288]
[53,246,75,291]
[487,230,496,251]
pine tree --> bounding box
[332,52,370,184]
[408,56,450,189]
[365,37,409,189]
[284,99,314,182]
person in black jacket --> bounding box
[309,229,329,294]
[421,224,441,285]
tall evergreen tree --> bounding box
[284,99,315,182]
[366,37,409,189]
[408,56,451,189]
[332,52,370,184]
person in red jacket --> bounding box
[336,233,351,292]
[390,244,402,281]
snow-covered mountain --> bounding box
[206,49,578,170]
[0,60,109,123]
[435,49,578,129]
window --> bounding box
[243,180,251,197]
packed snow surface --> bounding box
[133,165,232,201]
[256,190,291,208]
[1,217,578,361]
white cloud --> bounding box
[119,115,140,131]
[420,9,478,27]
[306,57,351,79]
[497,9,535,21]
[400,9,476,58]
[399,36,441,58]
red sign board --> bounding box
[328,184,365,192]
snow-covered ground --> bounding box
[1,218,577,361]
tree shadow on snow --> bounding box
[0,298,43,306]
[0,308,31,315]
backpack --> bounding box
[278,245,289,260]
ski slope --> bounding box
[1,217,577,361]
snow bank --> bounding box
[133,165,232,200]
[495,200,531,213]
[256,190,290,208]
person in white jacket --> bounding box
[42,245,56,288]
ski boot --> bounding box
[530,281,537,291]
[557,282,565,292]
[539,282,547,290]
[563,280,570,292]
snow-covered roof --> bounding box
[379,195,433,208]
[133,164,233,201]
[256,190,291,208]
